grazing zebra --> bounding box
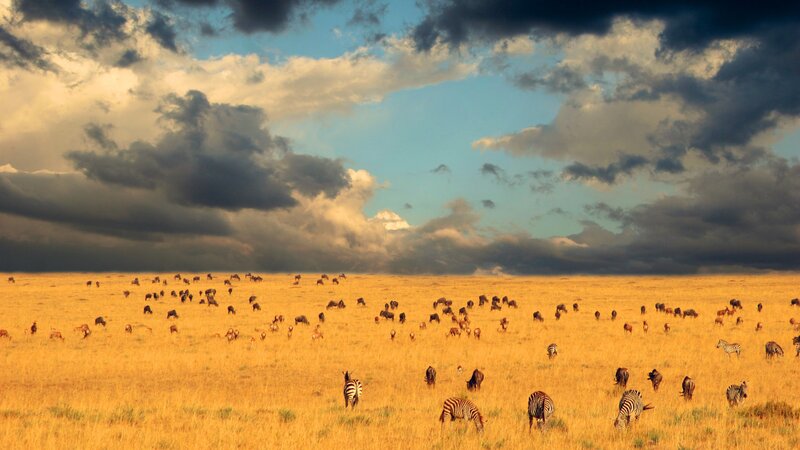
[425,366,436,387]
[614,390,653,429]
[343,371,363,408]
[439,397,485,433]
[547,343,558,360]
[527,391,555,431]
[615,368,630,388]
[647,369,663,392]
[794,336,800,356]
[716,339,741,357]
[681,376,695,400]
[726,381,748,407]
[765,341,784,358]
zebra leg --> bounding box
[528,415,533,432]
[352,396,359,408]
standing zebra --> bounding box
[343,371,363,409]
[425,366,436,387]
[794,336,800,357]
[765,341,784,359]
[681,376,695,400]
[726,381,748,407]
[614,390,653,429]
[716,339,741,357]
[527,391,555,431]
[439,397,485,433]
[547,343,558,360]
[647,369,663,392]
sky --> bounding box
[1,0,800,274]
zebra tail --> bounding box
[643,403,655,410]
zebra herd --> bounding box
[340,364,751,433]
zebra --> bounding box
[726,381,748,407]
[343,371,362,409]
[439,397,485,433]
[425,366,436,387]
[681,376,695,400]
[794,336,800,357]
[716,339,741,357]
[647,369,663,392]
[765,341,784,359]
[614,390,653,429]
[547,343,558,360]
[527,391,555,431]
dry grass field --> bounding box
[0,273,798,450]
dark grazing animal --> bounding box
[439,397,485,433]
[611,310,618,321]
[425,366,436,387]
[533,311,544,322]
[169,324,178,334]
[647,369,663,392]
[30,321,37,335]
[683,309,699,318]
[792,298,800,307]
[252,303,261,311]
[295,315,309,325]
[640,305,646,314]
[757,303,763,312]
[595,311,601,321]
[343,371,362,408]
[573,303,579,312]
[166,309,178,319]
[730,299,743,310]
[357,297,366,306]
[399,312,406,323]
[614,390,653,429]
[765,341,784,358]
[380,310,395,321]
[681,376,695,400]
[547,343,558,359]
[429,313,440,323]
[318,312,325,323]
[326,300,339,309]
[95,317,106,327]
[528,391,555,431]
[227,306,236,315]
[467,369,484,391]
[615,368,629,388]
[623,323,633,334]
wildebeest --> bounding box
[30,321,37,335]
[169,324,178,334]
[467,369,484,391]
[623,323,633,334]
[426,366,436,387]
[227,306,236,315]
[640,306,646,315]
[556,304,568,314]
[326,300,339,309]
[248,295,257,304]
[757,303,763,312]
[681,376,695,400]
[380,310,395,321]
[615,368,629,388]
[95,317,106,327]
[448,327,461,337]
[664,323,671,333]
[123,290,130,298]
[756,322,763,332]
[792,298,800,307]
[554,311,561,321]
[357,297,366,306]
[674,307,682,317]
[125,324,132,333]
[332,278,339,285]
[573,303,579,312]
[7,277,14,283]
[443,306,454,315]
[319,312,325,323]
[49,330,64,340]
[765,341,784,358]
[316,279,324,286]
[399,312,406,323]
[166,310,179,319]
[467,300,474,309]
[647,369,663,392]
[611,310,618,321]
[429,313,441,323]
[295,315,309,325]
[730,299,743,310]
[207,298,219,307]
[533,311,544,322]
[252,303,261,311]
[338,299,346,309]
[594,311,601,320]
[0,330,11,339]
[683,309,699,318]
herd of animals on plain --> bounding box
[3,273,800,433]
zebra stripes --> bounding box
[716,339,741,357]
[343,371,363,409]
[527,391,555,431]
[547,343,558,360]
[439,397,485,433]
[726,381,748,407]
[614,390,653,429]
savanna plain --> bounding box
[0,273,798,450]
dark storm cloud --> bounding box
[66,90,349,211]
[584,202,627,223]
[166,0,342,33]
[114,49,143,67]
[480,163,557,192]
[83,123,117,150]
[0,26,54,71]
[411,0,800,52]
[14,0,128,47]
[514,65,587,94]
[431,163,451,174]
[348,0,387,27]
[146,11,180,52]
[563,154,648,184]
[481,199,495,209]
[0,172,232,237]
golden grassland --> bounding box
[0,273,799,449]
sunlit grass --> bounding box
[0,273,798,449]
